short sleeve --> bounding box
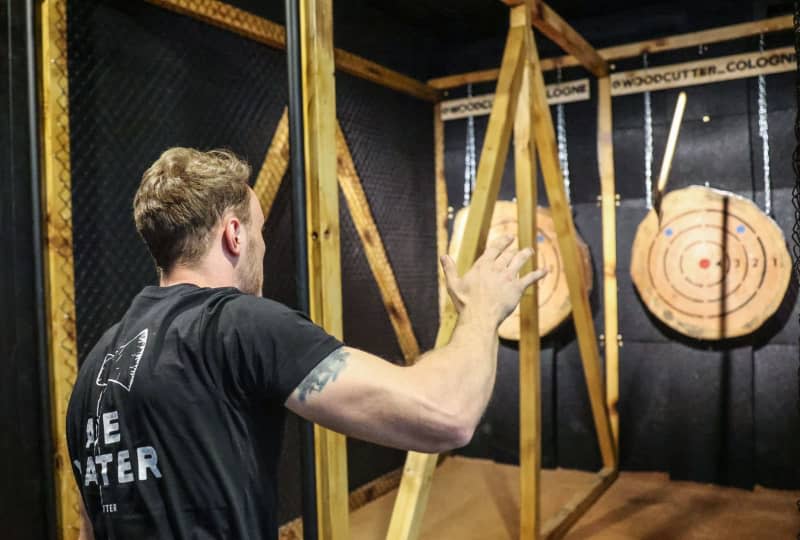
[213,295,343,403]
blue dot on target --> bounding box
[664,228,673,237]
[537,234,545,243]
[736,224,746,234]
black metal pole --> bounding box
[25,1,57,538]
[285,1,318,539]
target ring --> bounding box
[631,186,791,340]
[450,201,592,339]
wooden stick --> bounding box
[655,91,687,197]
[434,104,449,323]
[513,7,542,535]
[145,0,440,102]
[335,123,422,364]
[428,15,792,89]
[527,30,617,470]
[386,23,527,540]
[299,0,349,537]
[39,0,82,537]
[541,468,618,539]
[502,0,608,77]
[597,77,620,450]
[253,108,290,217]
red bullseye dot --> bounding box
[699,258,711,269]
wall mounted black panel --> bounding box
[753,344,800,489]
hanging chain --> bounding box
[643,53,654,208]
[758,33,772,215]
[793,5,800,531]
[555,67,571,204]
[463,83,477,208]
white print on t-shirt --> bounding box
[96,328,148,391]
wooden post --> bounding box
[434,104,449,324]
[527,31,617,469]
[253,108,290,217]
[299,0,349,537]
[513,3,542,535]
[335,123,422,364]
[386,21,527,540]
[597,77,620,452]
[40,0,82,537]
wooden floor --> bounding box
[350,457,800,539]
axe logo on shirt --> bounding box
[96,329,148,391]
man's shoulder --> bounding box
[212,293,301,328]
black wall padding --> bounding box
[67,0,288,361]
[449,37,800,489]
[336,72,438,488]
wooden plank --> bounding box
[40,0,82,538]
[654,91,687,203]
[597,77,620,449]
[299,0,349,537]
[253,108,290,217]
[527,30,617,470]
[503,0,608,77]
[335,123,422,364]
[541,468,618,539]
[428,15,793,89]
[513,10,542,536]
[386,24,527,540]
[146,0,440,102]
[434,104,449,323]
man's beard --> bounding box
[236,250,263,297]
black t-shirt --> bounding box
[66,284,342,539]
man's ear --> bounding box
[222,217,243,257]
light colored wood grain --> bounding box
[528,30,617,471]
[655,91,687,199]
[40,0,81,537]
[434,105,449,323]
[146,0,439,102]
[513,10,542,535]
[335,124,421,364]
[597,78,620,449]
[253,108,290,217]
[428,15,792,89]
[300,0,349,537]
[541,468,618,539]
[386,23,527,540]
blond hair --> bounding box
[134,147,252,272]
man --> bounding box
[66,147,545,539]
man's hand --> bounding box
[441,234,547,327]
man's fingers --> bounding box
[481,234,515,262]
[520,268,548,289]
[507,247,534,275]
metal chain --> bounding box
[792,1,800,422]
[556,67,571,204]
[463,83,477,207]
[643,53,654,208]
[758,33,772,215]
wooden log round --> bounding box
[630,186,792,340]
[449,201,593,339]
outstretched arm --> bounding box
[285,235,545,453]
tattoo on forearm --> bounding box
[297,348,349,402]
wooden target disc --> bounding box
[449,201,592,339]
[630,186,792,340]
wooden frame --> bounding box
[428,14,793,90]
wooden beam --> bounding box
[434,104,449,323]
[253,108,290,217]
[597,77,620,449]
[428,14,793,89]
[503,0,608,76]
[299,0,349,537]
[335,123,422,364]
[386,23,528,540]
[40,0,82,538]
[541,468,618,539]
[513,6,542,536]
[527,30,617,470]
[146,0,440,102]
